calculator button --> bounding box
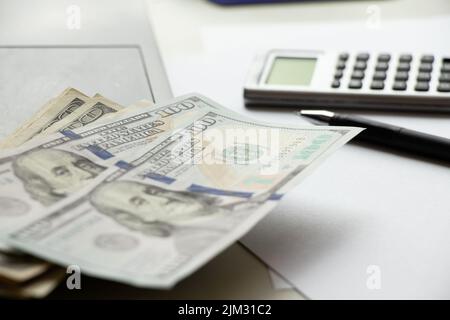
[441,64,450,73]
[351,70,365,80]
[370,81,384,90]
[415,82,429,91]
[373,71,387,80]
[336,61,346,70]
[437,83,450,92]
[393,81,407,91]
[334,70,344,79]
[356,53,370,61]
[419,63,433,72]
[394,72,409,81]
[338,53,349,61]
[420,55,434,63]
[348,79,363,89]
[377,54,391,62]
[439,73,450,82]
[375,62,389,71]
[331,79,341,88]
[396,62,410,71]
[399,54,412,63]
[417,72,431,82]
[353,61,367,70]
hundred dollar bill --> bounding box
[0,89,89,285]
[0,97,149,295]
[40,96,124,134]
[0,252,50,284]
[0,88,90,149]
[0,95,219,292]
[0,90,100,289]
[5,98,362,288]
[0,267,65,299]
[0,93,143,294]
[0,94,230,250]
[125,99,154,111]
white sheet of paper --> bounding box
[243,139,450,299]
[269,271,294,290]
[149,4,450,298]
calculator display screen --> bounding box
[266,57,316,86]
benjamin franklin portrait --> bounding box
[12,149,106,206]
[90,180,221,238]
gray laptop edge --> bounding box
[0,0,172,138]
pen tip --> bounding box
[297,110,334,124]
[299,110,335,117]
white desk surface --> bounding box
[146,0,450,299]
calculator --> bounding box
[244,50,450,112]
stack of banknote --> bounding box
[0,88,362,298]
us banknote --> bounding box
[0,267,65,299]
[0,90,90,292]
[0,95,231,250]
[0,252,50,283]
[40,96,124,134]
[4,96,362,288]
[0,93,145,295]
[0,89,92,285]
[0,94,150,296]
[0,88,90,149]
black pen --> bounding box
[299,110,450,163]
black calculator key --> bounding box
[348,79,363,89]
[370,81,384,90]
[437,83,450,92]
[396,62,410,71]
[419,63,433,72]
[420,55,434,63]
[356,53,370,61]
[439,73,450,82]
[351,70,365,79]
[377,54,391,62]
[415,82,429,91]
[353,61,367,70]
[395,72,409,81]
[441,64,450,72]
[334,70,343,79]
[373,71,386,80]
[336,61,346,70]
[399,54,412,63]
[331,79,341,88]
[375,62,389,71]
[393,81,407,91]
[417,72,431,82]
[338,53,349,61]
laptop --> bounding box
[0,0,172,138]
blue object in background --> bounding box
[210,0,302,4]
